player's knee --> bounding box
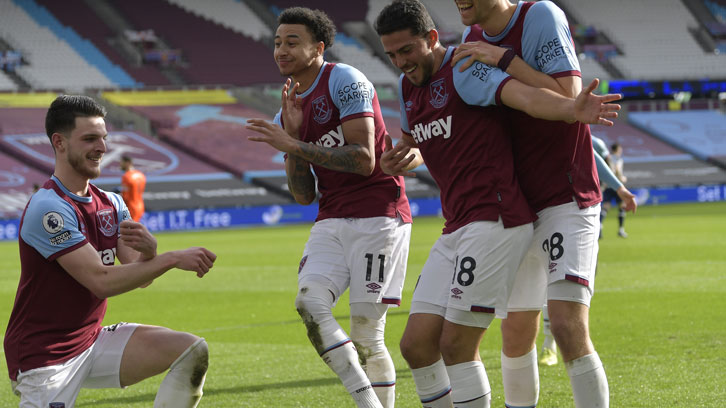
[399,333,431,365]
[295,284,335,319]
[172,338,208,389]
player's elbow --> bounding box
[88,282,113,299]
[355,156,375,177]
[293,192,316,206]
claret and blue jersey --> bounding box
[398,47,534,234]
[274,62,411,223]
[4,176,130,381]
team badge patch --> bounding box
[312,95,332,124]
[42,211,64,234]
[97,209,117,237]
[429,78,449,109]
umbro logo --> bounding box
[366,282,382,294]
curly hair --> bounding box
[278,7,336,50]
[374,0,435,37]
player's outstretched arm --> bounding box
[574,78,622,126]
[500,77,621,125]
[617,185,638,214]
[380,133,422,177]
[58,243,216,299]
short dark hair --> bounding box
[278,7,336,50]
[611,143,622,152]
[121,155,132,163]
[374,0,435,37]
[45,95,106,140]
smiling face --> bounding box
[59,116,108,180]
[454,0,497,26]
[381,29,438,87]
[273,23,323,78]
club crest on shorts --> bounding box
[312,95,332,124]
[97,209,117,237]
[429,78,448,109]
[42,211,64,234]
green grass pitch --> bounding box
[0,201,724,407]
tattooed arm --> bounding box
[288,116,375,176]
[284,154,316,205]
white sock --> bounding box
[501,348,539,408]
[565,352,609,408]
[297,284,381,408]
[323,343,383,408]
[154,338,208,408]
[350,303,396,408]
[446,361,491,408]
[411,359,453,408]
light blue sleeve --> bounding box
[329,64,375,119]
[272,110,282,127]
[398,75,411,134]
[103,190,132,228]
[594,149,622,189]
[591,136,610,160]
[19,190,86,259]
[521,1,580,75]
[453,59,510,107]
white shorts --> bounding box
[507,201,600,310]
[410,219,533,325]
[298,216,411,306]
[11,322,138,407]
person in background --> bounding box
[120,155,146,222]
[601,143,629,238]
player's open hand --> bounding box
[174,247,217,278]
[616,185,638,214]
[380,134,418,177]
[119,220,157,260]
[574,78,622,126]
[451,42,506,72]
[281,78,304,138]
[246,119,297,153]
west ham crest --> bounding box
[312,95,332,124]
[97,209,117,237]
[429,78,449,109]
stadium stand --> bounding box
[0,151,49,219]
[167,0,272,41]
[35,0,171,87]
[593,115,726,188]
[556,0,726,80]
[122,102,282,177]
[1,0,725,225]
[0,99,291,213]
[629,110,726,169]
[0,71,17,91]
[0,0,117,90]
[109,0,281,86]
